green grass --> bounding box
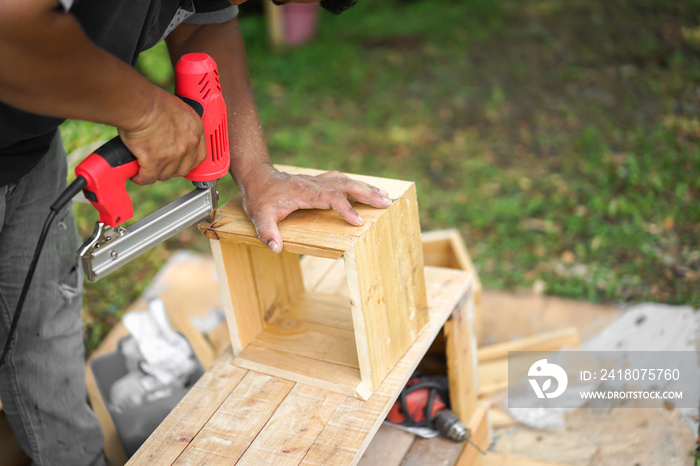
[61,0,700,354]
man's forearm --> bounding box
[166,19,272,189]
[0,0,164,131]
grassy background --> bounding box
[59,0,700,354]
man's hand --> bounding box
[118,90,206,185]
[0,0,206,186]
[239,163,392,253]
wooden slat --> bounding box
[210,240,264,355]
[345,224,392,389]
[300,267,472,465]
[444,284,478,422]
[249,247,296,324]
[396,184,429,333]
[127,349,247,465]
[282,252,305,299]
[173,372,294,464]
[237,385,345,465]
[344,187,429,390]
[255,317,359,368]
[282,292,353,331]
[234,344,369,400]
[477,327,580,363]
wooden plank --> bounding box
[249,247,296,325]
[255,317,359,368]
[358,425,416,466]
[237,385,345,465]
[344,186,429,390]
[127,349,247,465]
[282,292,353,331]
[477,327,580,363]
[282,252,305,299]
[234,344,370,400]
[372,198,415,355]
[210,240,263,355]
[454,402,491,466]
[173,372,294,464]
[444,284,478,422]
[397,184,429,333]
[345,224,393,390]
[300,267,472,465]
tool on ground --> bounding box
[387,373,486,455]
[0,53,229,369]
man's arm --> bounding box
[166,19,391,253]
[0,0,206,184]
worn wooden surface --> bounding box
[128,265,475,465]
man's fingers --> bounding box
[251,211,285,254]
[325,178,392,209]
[326,194,364,226]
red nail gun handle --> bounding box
[74,53,230,228]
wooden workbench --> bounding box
[126,263,488,465]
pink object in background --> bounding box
[283,3,320,46]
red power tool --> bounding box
[74,53,230,281]
[387,373,486,455]
[0,53,230,369]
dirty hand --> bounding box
[238,163,393,254]
[118,90,206,185]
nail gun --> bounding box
[75,52,229,281]
[0,53,229,368]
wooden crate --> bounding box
[200,166,429,399]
